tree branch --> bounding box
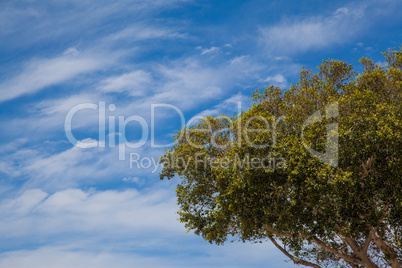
[267,235,322,268]
[362,235,372,255]
[311,236,363,266]
[262,224,364,266]
[370,227,402,268]
[342,236,379,268]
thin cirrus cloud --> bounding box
[145,54,265,110]
[259,6,366,55]
[0,187,179,239]
[0,48,115,102]
[6,138,164,191]
[0,186,291,268]
[188,93,252,125]
[0,243,290,268]
[0,240,290,268]
[2,1,401,267]
[98,70,153,96]
[106,24,186,43]
[0,0,190,49]
[1,53,254,139]
[201,46,220,55]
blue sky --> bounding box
[0,0,401,267]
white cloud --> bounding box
[2,52,266,140]
[99,70,153,96]
[100,57,249,119]
[0,138,28,154]
[0,162,21,177]
[0,92,106,143]
[188,93,251,124]
[107,24,186,42]
[0,186,293,268]
[259,6,366,54]
[0,189,48,215]
[0,187,180,239]
[0,248,154,268]
[0,0,191,50]
[264,74,287,87]
[0,242,293,268]
[155,61,224,104]
[142,55,264,111]
[38,93,101,116]
[23,146,103,189]
[122,176,143,184]
[0,138,165,191]
[201,46,219,55]
[0,49,114,102]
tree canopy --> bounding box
[160,47,402,268]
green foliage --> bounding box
[160,47,402,268]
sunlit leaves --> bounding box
[160,47,402,267]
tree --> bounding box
[159,47,402,268]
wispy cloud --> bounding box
[201,46,220,55]
[1,1,400,267]
[1,51,289,143]
[147,54,265,109]
[0,242,290,268]
[107,24,186,43]
[189,93,251,124]
[0,187,179,238]
[0,137,166,191]
[263,74,288,88]
[21,145,157,190]
[259,6,366,55]
[98,70,153,96]
[0,0,191,49]
[0,186,289,267]
[0,49,115,102]
[0,241,290,268]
